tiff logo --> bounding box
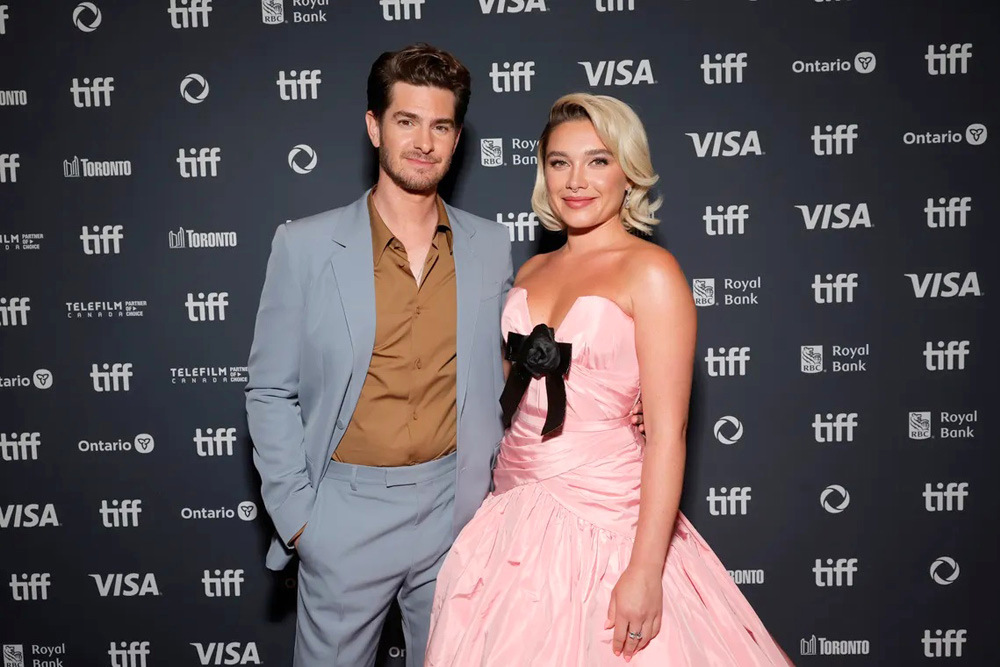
[926,44,972,75]
[812,123,857,155]
[0,296,30,326]
[80,225,124,255]
[490,61,535,92]
[202,569,244,597]
[276,69,321,100]
[70,76,114,108]
[705,346,750,377]
[0,153,18,183]
[100,499,143,527]
[108,642,150,667]
[91,363,134,392]
[704,205,748,235]
[8,573,50,601]
[813,558,857,587]
[596,0,633,9]
[925,197,971,228]
[702,53,747,84]
[812,273,858,303]
[813,413,857,443]
[0,4,7,35]
[177,148,221,178]
[922,629,967,657]
[497,212,539,243]
[381,0,424,20]
[0,433,40,461]
[924,482,968,511]
[924,341,970,371]
[706,487,751,516]
[194,427,237,456]
[168,0,212,29]
[186,292,229,322]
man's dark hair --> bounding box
[367,43,472,127]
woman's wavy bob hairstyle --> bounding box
[531,93,661,234]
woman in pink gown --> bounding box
[425,93,793,666]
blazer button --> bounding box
[336,420,345,430]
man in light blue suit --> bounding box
[246,45,510,667]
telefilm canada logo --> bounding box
[66,300,147,319]
[170,366,248,385]
[1,232,44,252]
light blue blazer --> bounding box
[246,190,513,570]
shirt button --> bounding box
[336,420,345,430]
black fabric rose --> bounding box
[499,325,572,435]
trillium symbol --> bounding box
[858,57,872,70]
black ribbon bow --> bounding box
[499,324,572,435]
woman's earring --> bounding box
[623,188,632,209]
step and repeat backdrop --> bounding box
[1,0,996,665]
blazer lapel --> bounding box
[449,205,482,420]
[329,191,376,380]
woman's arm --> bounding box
[607,246,696,658]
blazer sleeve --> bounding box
[245,223,315,547]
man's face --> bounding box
[366,82,462,194]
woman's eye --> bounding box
[592,158,609,166]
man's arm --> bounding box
[246,223,314,548]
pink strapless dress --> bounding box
[425,287,793,666]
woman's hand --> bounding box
[605,565,663,660]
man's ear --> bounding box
[365,110,381,148]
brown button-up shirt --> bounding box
[332,192,458,466]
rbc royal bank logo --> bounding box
[481,138,503,167]
[909,412,932,440]
[801,345,823,373]
[3,644,24,667]
[262,0,284,24]
[692,279,715,306]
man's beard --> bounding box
[378,145,450,195]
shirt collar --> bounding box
[368,190,453,264]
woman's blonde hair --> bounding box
[531,93,661,234]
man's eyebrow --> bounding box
[391,111,455,126]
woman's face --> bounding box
[543,119,629,232]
